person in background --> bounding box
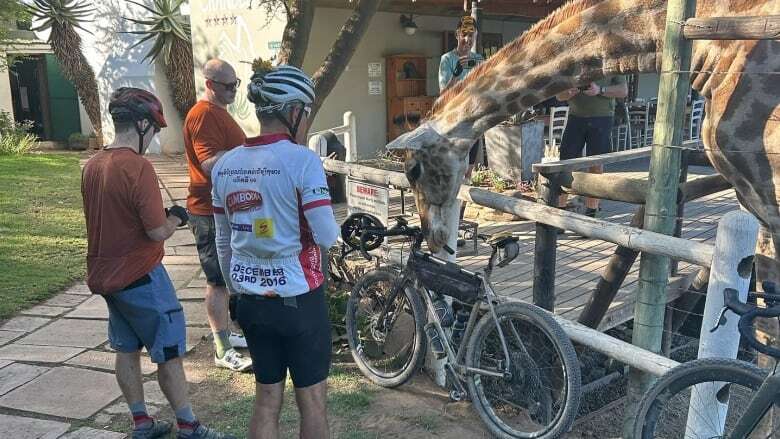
[439,16,486,244]
[82,87,235,439]
[183,58,252,372]
[555,76,628,218]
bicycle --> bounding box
[342,213,581,439]
[632,283,780,438]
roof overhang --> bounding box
[2,39,52,55]
[314,0,565,20]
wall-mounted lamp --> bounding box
[400,14,417,36]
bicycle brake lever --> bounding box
[710,307,729,333]
[442,244,455,255]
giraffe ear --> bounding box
[386,123,446,151]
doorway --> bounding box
[8,54,81,141]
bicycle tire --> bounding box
[466,301,581,439]
[346,268,427,388]
[633,358,771,439]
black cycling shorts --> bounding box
[236,285,331,387]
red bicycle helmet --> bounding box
[109,87,167,128]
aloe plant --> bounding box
[124,0,195,118]
[27,0,102,145]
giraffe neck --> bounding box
[431,0,671,144]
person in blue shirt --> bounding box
[439,16,484,92]
[439,16,485,241]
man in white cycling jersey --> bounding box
[211,65,338,439]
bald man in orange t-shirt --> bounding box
[183,59,251,372]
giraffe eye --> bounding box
[405,159,423,183]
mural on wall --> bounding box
[192,0,287,131]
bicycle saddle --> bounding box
[488,234,518,249]
[489,235,520,268]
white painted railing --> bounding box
[308,111,357,162]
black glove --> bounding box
[166,205,189,227]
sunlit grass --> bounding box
[0,153,86,318]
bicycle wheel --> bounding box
[466,301,581,439]
[345,268,426,387]
[633,358,774,438]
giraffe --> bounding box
[387,0,780,278]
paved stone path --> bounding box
[0,155,207,438]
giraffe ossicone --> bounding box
[386,122,447,150]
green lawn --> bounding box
[0,153,86,319]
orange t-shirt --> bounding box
[183,100,246,215]
[81,148,167,294]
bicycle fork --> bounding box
[728,371,780,438]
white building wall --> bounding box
[33,0,186,154]
[0,53,13,116]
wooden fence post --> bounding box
[533,172,560,312]
[625,0,697,435]
[686,211,758,436]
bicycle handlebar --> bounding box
[721,288,780,359]
[354,217,424,261]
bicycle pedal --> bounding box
[449,390,466,402]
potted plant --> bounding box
[68,132,88,150]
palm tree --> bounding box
[124,0,195,119]
[27,0,102,145]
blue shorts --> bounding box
[103,264,187,364]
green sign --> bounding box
[267,41,281,50]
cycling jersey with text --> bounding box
[211,134,331,297]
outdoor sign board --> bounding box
[347,178,389,225]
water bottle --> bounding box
[451,309,470,347]
[432,294,454,327]
[425,322,446,359]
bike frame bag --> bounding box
[411,252,482,304]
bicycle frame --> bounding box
[377,237,516,391]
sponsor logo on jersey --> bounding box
[227,190,262,212]
[312,187,330,195]
[231,222,252,232]
[254,218,274,238]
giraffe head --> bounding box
[387,121,473,252]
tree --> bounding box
[255,0,381,121]
[27,0,102,144]
[308,0,380,121]
[123,0,196,119]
